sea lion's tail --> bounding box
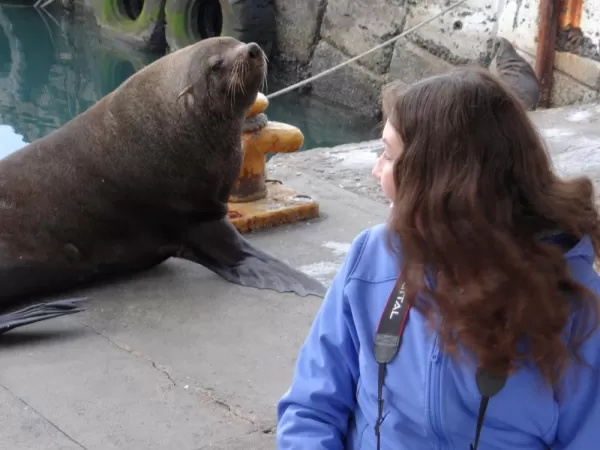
[0,297,87,335]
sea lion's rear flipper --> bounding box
[0,297,87,335]
[180,218,327,297]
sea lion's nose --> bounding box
[247,42,261,59]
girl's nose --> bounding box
[372,159,381,179]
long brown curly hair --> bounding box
[382,67,600,387]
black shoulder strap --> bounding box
[372,278,411,450]
[470,368,507,449]
[373,277,507,450]
[374,277,410,364]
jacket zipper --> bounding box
[428,333,447,449]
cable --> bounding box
[265,0,469,100]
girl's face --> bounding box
[372,120,404,203]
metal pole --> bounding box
[535,0,562,108]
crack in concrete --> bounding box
[0,382,89,450]
[81,323,264,428]
[149,360,176,386]
[195,426,276,450]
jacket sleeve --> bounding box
[276,229,369,449]
[554,276,600,449]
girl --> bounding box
[276,67,600,449]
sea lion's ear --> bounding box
[177,85,194,101]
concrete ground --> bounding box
[269,103,600,206]
[2,102,600,449]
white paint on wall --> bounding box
[578,0,600,41]
[404,0,600,106]
[405,0,502,61]
[496,0,539,55]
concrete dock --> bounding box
[2,102,600,449]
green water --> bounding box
[0,3,380,159]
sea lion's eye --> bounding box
[211,60,223,72]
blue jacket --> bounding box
[277,223,600,449]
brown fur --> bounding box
[381,68,600,387]
[0,37,325,323]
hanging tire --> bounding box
[164,0,275,56]
[90,0,168,53]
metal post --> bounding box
[535,0,563,108]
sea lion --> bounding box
[489,37,541,111]
[0,36,326,335]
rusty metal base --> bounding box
[228,183,320,234]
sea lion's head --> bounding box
[177,36,267,117]
[487,37,521,65]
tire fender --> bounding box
[164,0,275,56]
[90,0,168,53]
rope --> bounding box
[37,0,58,8]
[0,0,58,8]
[489,0,506,40]
[266,0,469,100]
[34,0,59,8]
[487,0,506,63]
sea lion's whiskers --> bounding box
[258,51,268,93]
[244,60,250,95]
[261,62,268,93]
[233,57,246,96]
[260,78,267,94]
[227,76,235,111]
[230,60,240,89]
[0,36,326,337]
[228,60,240,111]
[233,59,242,79]
[234,59,243,101]
[241,59,250,96]
[236,58,244,85]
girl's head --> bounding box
[371,118,404,202]
[378,67,600,385]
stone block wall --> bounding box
[270,0,600,117]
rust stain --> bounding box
[226,90,320,233]
[559,0,583,29]
[536,0,562,108]
[230,120,305,203]
[228,183,320,234]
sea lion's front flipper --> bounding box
[180,218,327,297]
[0,297,87,335]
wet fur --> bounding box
[0,37,325,332]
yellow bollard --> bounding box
[245,92,269,119]
[227,93,320,233]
